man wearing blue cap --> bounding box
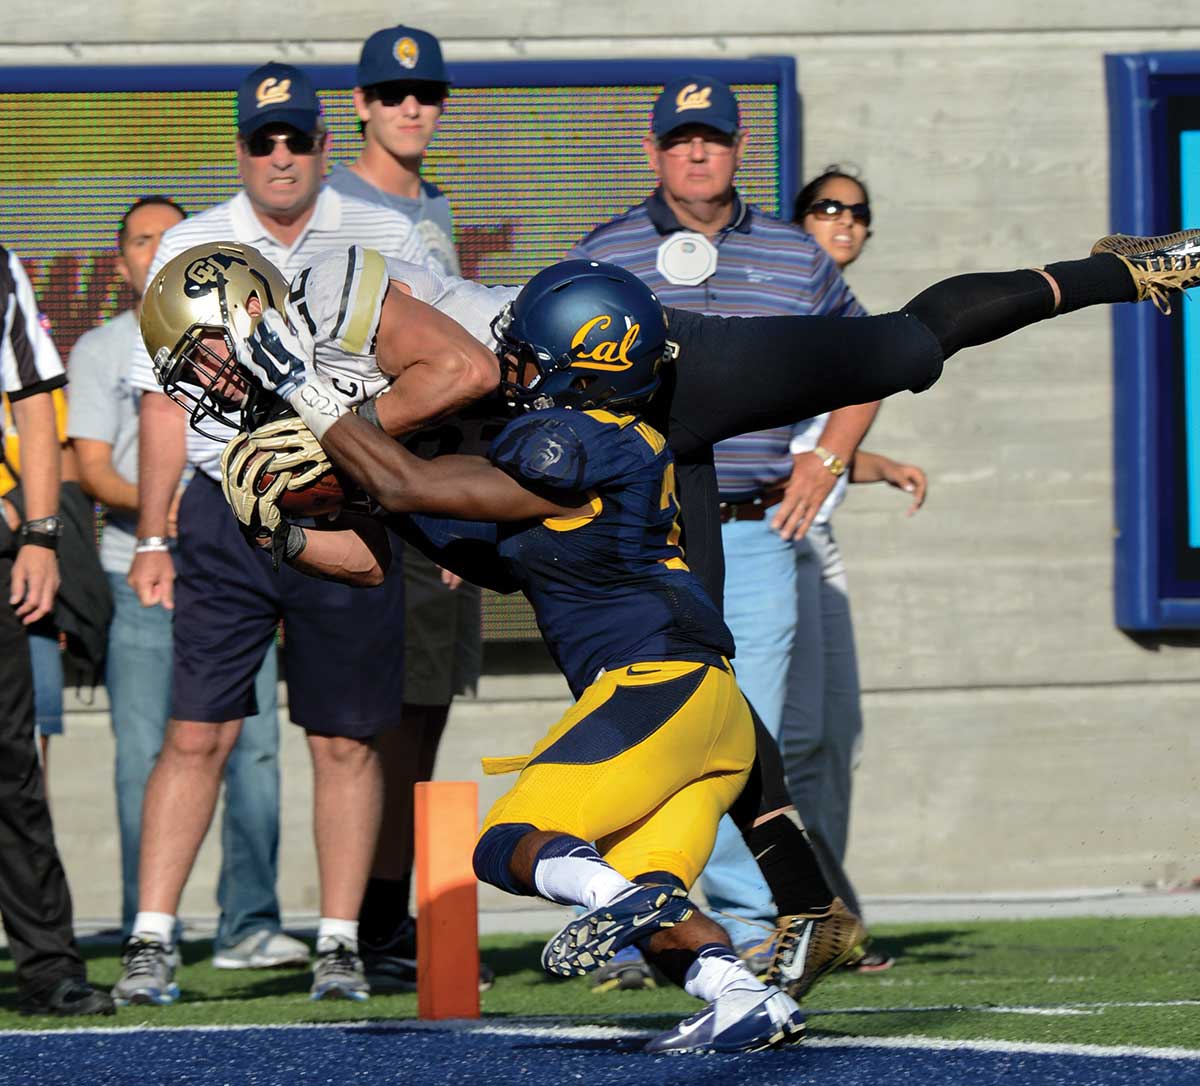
[113,59,476,1007]
[571,74,880,985]
[328,26,487,993]
[330,26,458,275]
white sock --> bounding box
[684,946,768,1002]
[131,911,176,948]
[533,841,633,910]
[316,917,359,954]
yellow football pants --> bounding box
[480,659,754,889]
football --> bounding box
[259,467,346,518]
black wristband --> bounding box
[356,397,386,430]
[18,529,59,552]
[284,524,307,561]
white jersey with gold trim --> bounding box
[287,245,519,407]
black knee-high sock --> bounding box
[1042,252,1138,313]
[746,812,836,916]
[735,707,837,916]
[902,255,1137,360]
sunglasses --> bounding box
[368,81,447,108]
[804,198,872,227]
[243,129,322,158]
[659,133,738,158]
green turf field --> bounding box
[2,917,1197,1050]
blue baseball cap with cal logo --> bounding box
[357,25,450,88]
[237,62,322,137]
[651,75,741,139]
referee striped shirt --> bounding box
[571,189,865,502]
[130,186,434,479]
[1,246,65,440]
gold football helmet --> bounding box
[141,241,289,438]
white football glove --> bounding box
[237,310,346,439]
[236,309,313,399]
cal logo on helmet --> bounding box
[570,315,640,372]
[394,36,419,69]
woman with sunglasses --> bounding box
[779,166,931,976]
[797,170,929,508]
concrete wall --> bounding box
[12,4,1200,906]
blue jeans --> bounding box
[780,523,863,914]
[106,572,283,946]
[699,518,794,947]
[29,630,64,737]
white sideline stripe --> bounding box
[3,1012,1200,1061]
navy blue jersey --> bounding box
[401,407,734,698]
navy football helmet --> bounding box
[492,260,677,412]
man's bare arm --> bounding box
[8,390,61,623]
[73,437,139,513]
[286,516,393,586]
[772,400,881,541]
[371,285,500,436]
[127,391,186,608]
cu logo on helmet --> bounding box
[570,315,640,371]
[183,252,246,298]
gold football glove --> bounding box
[221,434,289,537]
[239,415,333,489]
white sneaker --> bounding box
[212,930,310,970]
[310,940,370,1002]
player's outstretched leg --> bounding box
[901,229,1200,365]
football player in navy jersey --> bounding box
[164,227,1200,1027]
[221,260,809,1054]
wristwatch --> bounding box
[18,515,63,551]
[812,445,847,478]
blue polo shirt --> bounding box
[570,188,865,497]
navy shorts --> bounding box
[172,474,405,738]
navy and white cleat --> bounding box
[645,983,807,1055]
[648,984,806,1051]
[541,884,695,977]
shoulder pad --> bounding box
[488,412,592,492]
[288,246,392,407]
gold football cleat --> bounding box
[761,896,868,1001]
[1091,229,1200,314]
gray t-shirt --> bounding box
[327,164,460,277]
[66,309,140,574]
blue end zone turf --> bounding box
[2,1022,1199,1086]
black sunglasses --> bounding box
[368,81,447,108]
[244,129,322,158]
[805,198,872,228]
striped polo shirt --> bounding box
[130,186,434,479]
[570,188,865,503]
[1,246,66,434]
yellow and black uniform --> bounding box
[403,405,754,888]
